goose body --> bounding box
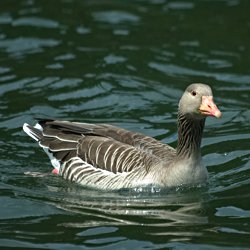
[23,83,221,190]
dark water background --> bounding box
[0,0,250,249]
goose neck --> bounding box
[176,113,205,160]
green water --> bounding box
[0,0,250,249]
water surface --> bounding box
[0,0,250,249]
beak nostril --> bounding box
[208,105,211,109]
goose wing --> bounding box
[38,119,175,160]
[35,119,161,174]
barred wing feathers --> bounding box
[24,119,171,189]
[38,119,175,159]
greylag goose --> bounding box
[23,83,221,190]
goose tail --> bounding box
[23,122,61,174]
[23,123,43,141]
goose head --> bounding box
[178,83,221,119]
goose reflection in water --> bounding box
[44,184,208,240]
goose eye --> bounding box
[191,91,197,96]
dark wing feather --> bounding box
[56,150,77,162]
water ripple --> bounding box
[149,62,250,84]
[93,11,140,24]
[12,17,59,28]
[0,37,60,56]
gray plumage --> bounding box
[23,83,221,190]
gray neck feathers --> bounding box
[176,113,205,160]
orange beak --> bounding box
[199,96,222,118]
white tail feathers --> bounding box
[23,122,61,173]
[23,123,40,141]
